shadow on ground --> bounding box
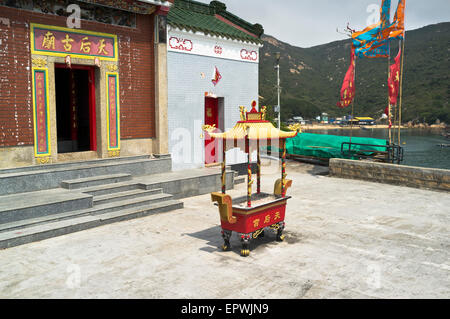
[186,226,304,257]
[306,165,329,176]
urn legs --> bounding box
[221,229,232,251]
[276,221,286,242]
[240,234,251,257]
[221,222,285,257]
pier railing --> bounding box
[340,142,404,164]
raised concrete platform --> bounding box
[60,173,132,189]
[0,189,92,224]
[0,160,236,249]
[0,155,150,175]
[73,180,142,196]
[0,199,183,249]
[92,188,162,205]
[135,167,235,199]
[0,160,447,298]
[0,155,172,196]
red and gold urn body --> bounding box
[205,103,299,257]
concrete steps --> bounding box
[0,160,237,249]
[60,173,132,189]
[0,189,93,224]
[234,176,246,185]
[135,167,235,199]
[93,188,162,205]
[76,180,142,196]
[0,174,183,249]
[0,190,175,233]
[0,155,172,196]
[0,155,150,175]
[0,199,183,249]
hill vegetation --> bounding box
[259,22,449,125]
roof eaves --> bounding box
[168,26,263,45]
[170,0,264,38]
[217,10,264,38]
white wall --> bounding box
[167,32,260,170]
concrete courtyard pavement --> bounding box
[0,160,449,298]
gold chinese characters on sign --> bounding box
[31,24,118,62]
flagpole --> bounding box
[393,101,398,145]
[394,44,399,146]
[388,43,392,145]
[350,57,356,146]
[398,0,406,151]
[393,46,398,147]
[398,37,405,146]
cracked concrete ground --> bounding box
[0,160,449,298]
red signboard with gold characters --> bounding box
[106,72,120,156]
[32,68,51,162]
[31,23,118,61]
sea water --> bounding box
[309,128,450,170]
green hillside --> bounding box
[259,22,449,124]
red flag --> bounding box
[337,47,356,108]
[388,47,401,105]
[211,66,222,86]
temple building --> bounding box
[0,0,265,246]
[166,0,264,170]
[0,0,172,168]
[0,0,264,171]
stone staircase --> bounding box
[0,154,171,196]
[0,155,235,249]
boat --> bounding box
[267,132,403,164]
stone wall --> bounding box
[329,158,450,192]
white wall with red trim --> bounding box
[167,28,261,170]
[168,27,261,64]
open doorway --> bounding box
[55,64,96,153]
[204,96,224,165]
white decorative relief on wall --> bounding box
[167,29,260,63]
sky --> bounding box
[195,0,450,47]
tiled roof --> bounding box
[167,0,263,45]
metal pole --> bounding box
[350,54,356,146]
[257,139,261,194]
[398,38,406,147]
[398,0,407,153]
[277,61,281,130]
[221,140,226,194]
[246,137,252,207]
[393,103,398,145]
[388,44,392,145]
[281,139,286,197]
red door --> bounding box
[87,67,97,151]
[55,64,97,152]
[204,97,219,164]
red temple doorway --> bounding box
[204,96,220,164]
[55,64,97,153]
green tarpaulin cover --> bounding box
[267,133,388,160]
